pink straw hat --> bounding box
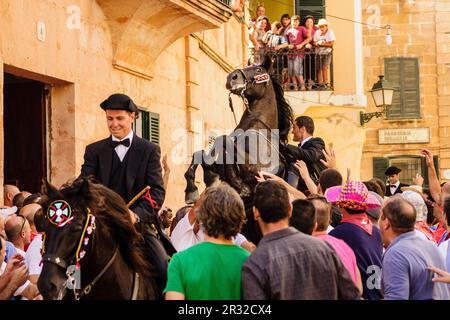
[325,180,381,211]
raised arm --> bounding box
[421,149,441,204]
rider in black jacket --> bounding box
[285,116,327,193]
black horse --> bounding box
[184,56,293,244]
[36,177,160,300]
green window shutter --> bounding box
[296,0,325,23]
[402,58,420,118]
[141,111,150,141]
[373,157,389,181]
[384,58,402,118]
[421,157,428,187]
[385,57,420,119]
[149,112,160,145]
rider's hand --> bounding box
[128,209,139,224]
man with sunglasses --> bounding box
[4,214,31,257]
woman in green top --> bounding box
[164,183,250,300]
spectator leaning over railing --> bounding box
[263,21,289,79]
[279,14,291,88]
[303,15,319,90]
[249,4,270,32]
[286,15,311,91]
[249,15,269,64]
[313,19,335,90]
[263,21,288,51]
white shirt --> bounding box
[389,181,400,193]
[15,248,26,258]
[326,225,334,234]
[170,213,249,252]
[300,136,313,148]
[112,130,134,162]
[313,28,336,43]
[25,234,42,276]
[438,239,449,265]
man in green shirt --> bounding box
[164,183,249,300]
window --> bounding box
[295,0,325,24]
[384,57,421,119]
[373,156,439,188]
[133,110,160,145]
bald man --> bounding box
[4,185,20,207]
[5,215,31,256]
[19,204,40,239]
[13,191,31,210]
[20,204,43,284]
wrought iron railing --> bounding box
[260,48,334,91]
[218,0,232,6]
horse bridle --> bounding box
[228,67,279,134]
[42,209,135,300]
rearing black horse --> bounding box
[184,56,293,243]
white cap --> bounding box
[317,18,328,26]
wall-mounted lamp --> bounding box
[360,75,394,126]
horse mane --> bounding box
[270,75,293,143]
[55,177,150,277]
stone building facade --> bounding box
[360,0,450,186]
[0,0,245,208]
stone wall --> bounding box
[0,0,245,209]
[361,0,450,180]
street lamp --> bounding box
[360,75,394,126]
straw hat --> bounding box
[325,180,381,211]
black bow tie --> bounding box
[111,138,130,148]
[390,185,397,188]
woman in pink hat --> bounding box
[325,180,383,300]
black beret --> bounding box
[385,166,401,176]
[100,94,139,113]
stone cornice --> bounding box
[96,0,233,78]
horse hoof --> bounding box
[185,190,200,204]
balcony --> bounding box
[265,48,334,92]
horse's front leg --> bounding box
[184,150,203,204]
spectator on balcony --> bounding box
[286,15,311,91]
[249,5,270,32]
[263,21,288,51]
[230,0,245,18]
[279,14,291,89]
[303,15,319,90]
[280,14,291,40]
[249,16,269,65]
[313,19,335,90]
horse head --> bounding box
[226,55,273,101]
[37,176,151,300]
[36,177,95,300]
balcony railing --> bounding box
[218,0,231,5]
[264,48,334,92]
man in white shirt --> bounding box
[4,214,31,256]
[0,237,40,300]
[170,203,255,252]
